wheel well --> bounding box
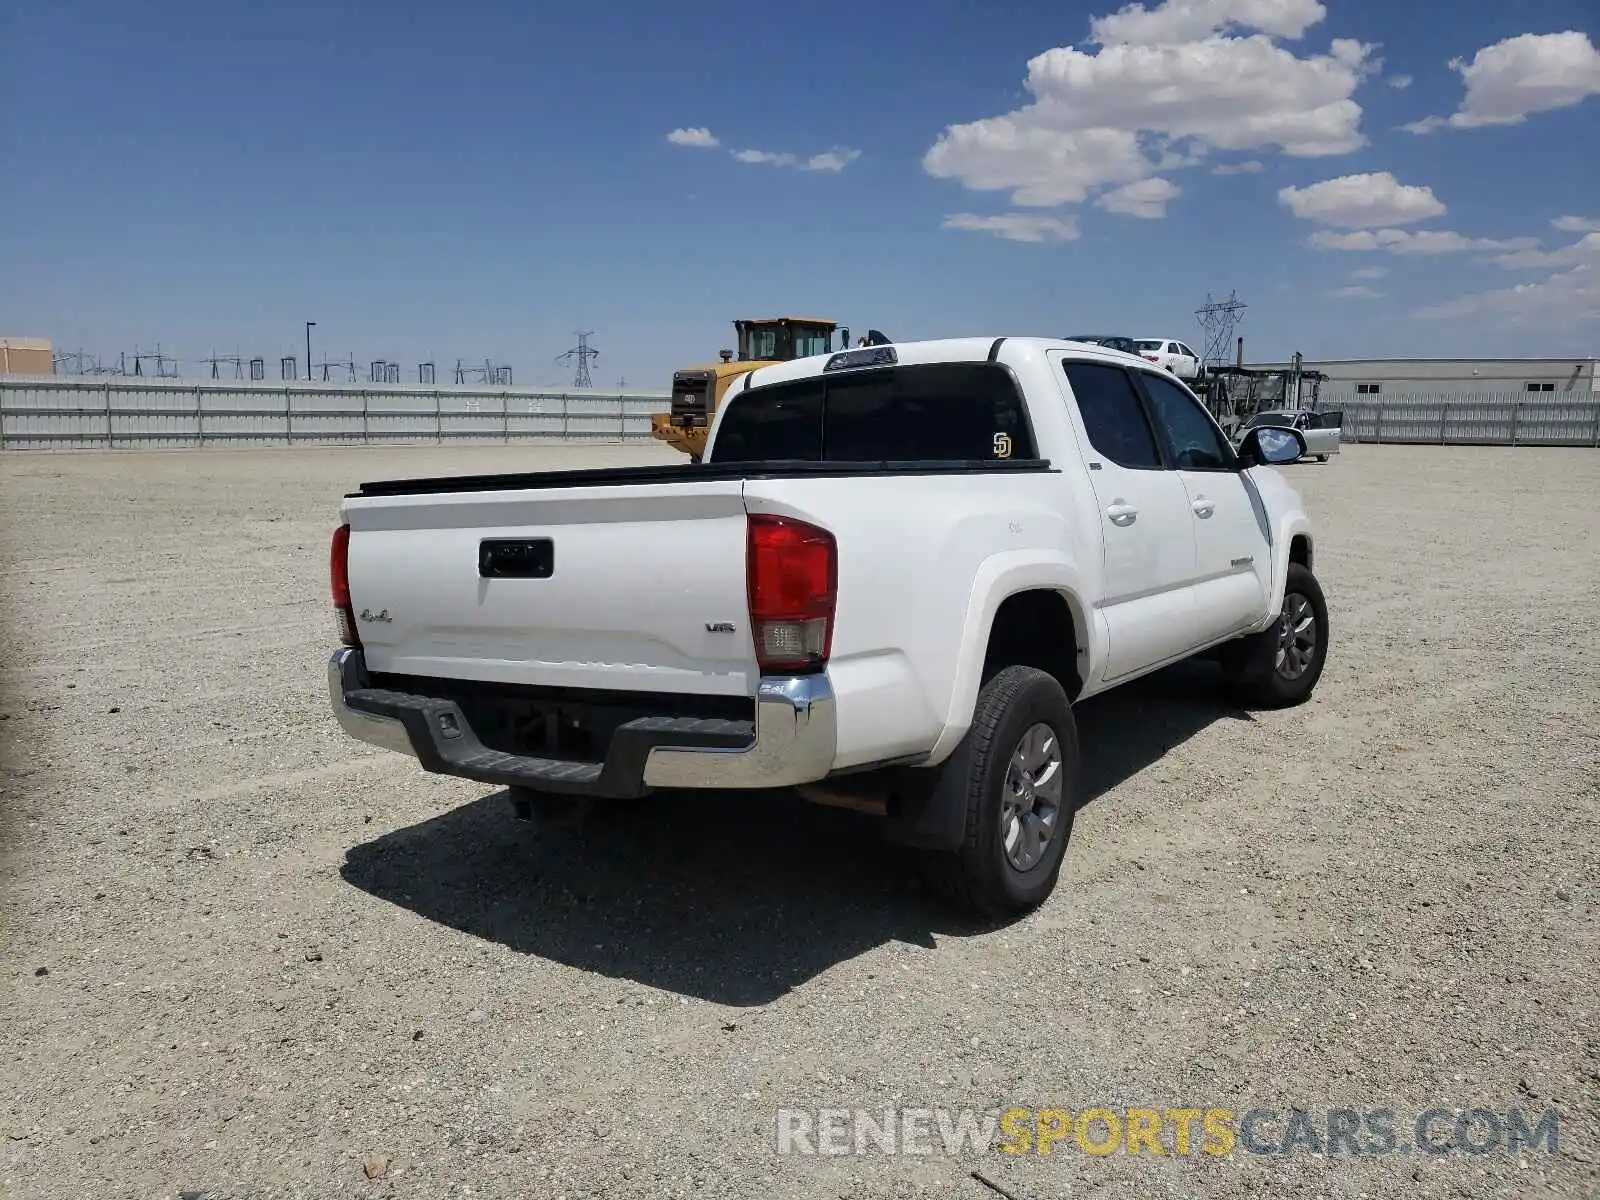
[982,589,1081,700]
[1290,535,1312,572]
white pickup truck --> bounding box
[327,336,1328,918]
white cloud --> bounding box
[731,145,861,172]
[1089,0,1328,46]
[1492,232,1600,269]
[1387,74,1413,89]
[942,212,1082,243]
[1553,215,1600,233]
[1212,159,1265,174]
[1418,228,1600,325]
[1350,265,1387,279]
[1403,31,1600,132]
[732,148,798,167]
[730,149,781,165]
[1330,284,1382,299]
[666,127,720,148]
[1414,264,1600,326]
[925,125,1153,208]
[1310,228,1541,255]
[1097,176,1182,217]
[923,0,1377,230]
[1278,172,1446,228]
[802,148,862,172]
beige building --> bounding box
[1,337,54,375]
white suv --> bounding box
[1136,338,1201,381]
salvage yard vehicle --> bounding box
[1236,408,1342,462]
[1063,334,1140,356]
[1135,338,1202,380]
[327,336,1328,919]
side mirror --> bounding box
[1238,425,1305,467]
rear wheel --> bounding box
[1218,562,1329,708]
[914,666,1080,920]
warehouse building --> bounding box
[0,336,53,375]
[1243,356,1597,398]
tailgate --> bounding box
[341,481,758,695]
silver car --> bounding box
[1236,409,1342,462]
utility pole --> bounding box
[305,321,316,382]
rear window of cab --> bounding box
[709,362,1038,464]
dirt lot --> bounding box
[2,441,1597,1200]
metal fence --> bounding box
[1320,392,1600,447]
[0,374,672,450]
[8,377,1597,451]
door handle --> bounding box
[1106,502,1138,526]
[1192,498,1215,518]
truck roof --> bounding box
[735,335,1149,391]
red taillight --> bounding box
[1142,354,1160,362]
[330,523,360,648]
[746,514,836,674]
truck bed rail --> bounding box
[351,458,1054,498]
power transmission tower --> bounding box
[203,348,246,379]
[556,331,599,388]
[127,344,178,377]
[319,353,358,382]
[1195,291,1247,371]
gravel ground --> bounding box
[2,440,1597,1200]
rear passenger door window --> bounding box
[1136,371,1235,471]
[1060,360,1162,469]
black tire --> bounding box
[1217,562,1329,708]
[913,666,1080,920]
[1316,454,1328,463]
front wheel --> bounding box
[1217,562,1329,708]
[913,666,1080,920]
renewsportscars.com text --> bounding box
[774,1105,1561,1159]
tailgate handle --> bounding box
[479,538,554,579]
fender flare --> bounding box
[922,550,1092,766]
[1268,515,1315,616]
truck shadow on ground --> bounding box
[340,660,1251,1006]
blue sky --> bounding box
[3,0,1598,388]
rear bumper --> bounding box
[327,648,836,797]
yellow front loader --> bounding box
[651,317,889,461]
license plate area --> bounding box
[479,538,554,579]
